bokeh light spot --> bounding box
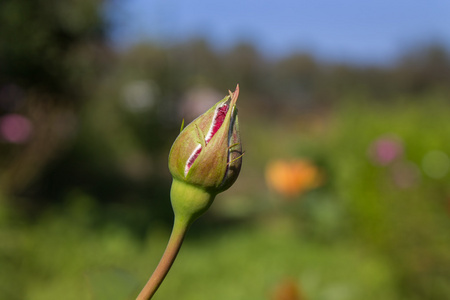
[422,150,449,179]
[368,135,403,166]
[0,114,32,144]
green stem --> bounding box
[136,217,189,300]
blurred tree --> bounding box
[222,43,267,92]
[394,44,450,94]
[270,53,320,110]
[0,0,108,97]
[0,0,111,200]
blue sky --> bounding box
[108,0,450,64]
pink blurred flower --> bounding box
[368,135,403,166]
[0,114,32,144]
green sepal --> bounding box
[170,179,216,226]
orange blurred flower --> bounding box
[265,159,323,198]
[271,277,306,300]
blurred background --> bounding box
[1,0,450,299]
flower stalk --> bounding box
[136,85,243,299]
[136,217,188,300]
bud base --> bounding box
[170,179,216,226]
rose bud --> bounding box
[168,85,243,224]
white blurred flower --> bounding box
[122,80,157,113]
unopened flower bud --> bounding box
[168,85,243,224]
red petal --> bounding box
[185,144,202,176]
[205,103,229,145]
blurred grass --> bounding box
[0,199,397,300]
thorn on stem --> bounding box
[228,151,245,165]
